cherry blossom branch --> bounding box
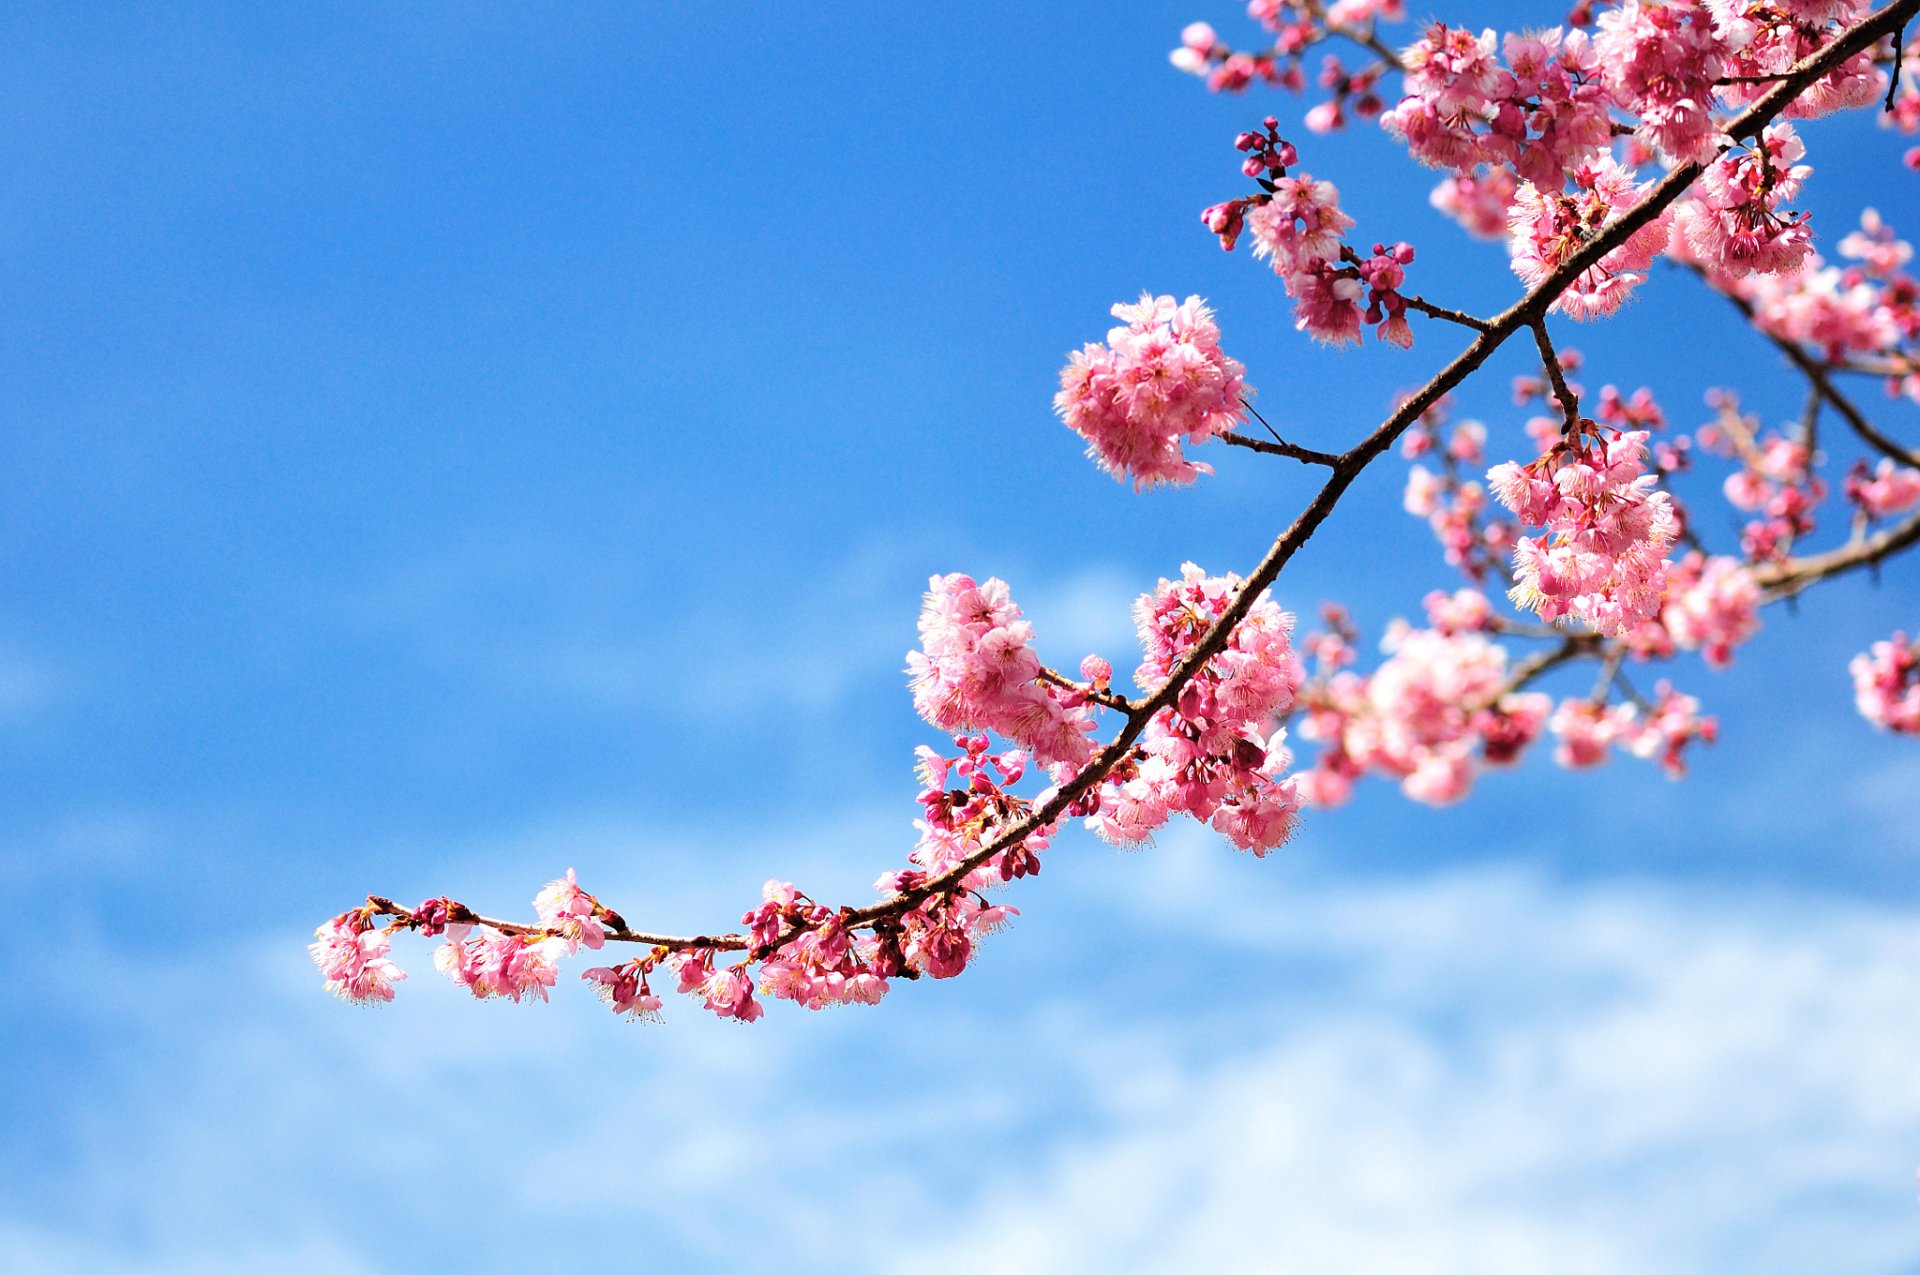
[1036,665,1140,718]
[325,0,1920,988]
[1699,271,1920,468]
[1754,504,1920,598]
[1402,294,1491,331]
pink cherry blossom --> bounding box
[1846,458,1920,519]
[1627,682,1718,776]
[906,573,1098,768]
[310,914,407,1004]
[1673,124,1814,281]
[1056,293,1252,490]
[1490,427,1679,636]
[581,964,665,1022]
[1549,697,1641,768]
[1508,158,1673,319]
[1594,1,1732,163]
[1087,564,1304,852]
[1851,631,1920,733]
[533,868,607,953]
[1661,553,1762,668]
[1431,168,1519,239]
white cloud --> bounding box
[9,816,1920,1274]
[893,832,1920,1274]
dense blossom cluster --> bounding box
[907,573,1097,767]
[1594,0,1734,161]
[1054,294,1253,490]
[1490,425,1680,635]
[1382,24,1613,186]
[1089,565,1306,852]
[1508,158,1674,319]
[1673,125,1815,281]
[317,0,1920,1025]
[1297,612,1551,806]
[1658,553,1763,668]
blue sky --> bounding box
[3,3,1919,1270]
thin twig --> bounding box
[1403,294,1491,331]
[1530,317,1582,430]
[1222,430,1344,468]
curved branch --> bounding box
[1755,505,1920,597]
[1699,272,1920,468]
[352,0,1920,959]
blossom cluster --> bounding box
[1696,388,1827,561]
[1400,403,1517,578]
[1851,631,1920,733]
[1507,157,1674,320]
[1089,564,1306,852]
[1381,24,1613,187]
[1203,119,1422,345]
[1672,125,1815,282]
[907,572,1098,767]
[1054,293,1252,490]
[1489,424,1680,636]
[1296,610,1551,806]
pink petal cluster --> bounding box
[1696,399,1826,560]
[1628,682,1719,776]
[1549,697,1642,767]
[1168,21,1285,93]
[1382,24,1612,187]
[906,573,1098,768]
[1672,124,1813,281]
[1244,172,1374,346]
[1088,564,1305,852]
[1594,1,1733,162]
[1055,293,1252,489]
[1735,259,1901,365]
[581,964,664,1021]
[1489,428,1679,636]
[435,928,565,1003]
[310,914,407,1004]
[1298,622,1550,806]
[533,867,607,953]
[1508,158,1673,319]
[1660,553,1762,668]
[1431,168,1519,239]
[1850,631,1920,733]
[1711,0,1883,120]
[1846,458,1920,519]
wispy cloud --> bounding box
[10,826,1920,1273]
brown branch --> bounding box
[1037,665,1139,717]
[1403,293,1491,331]
[1754,505,1920,597]
[353,0,1920,959]
[1530,318,1582,430]
[1701,272,1920,468]
[1222,430,1344,467]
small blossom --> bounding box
[1851,632,1920,733]
[310,914,406,1004]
